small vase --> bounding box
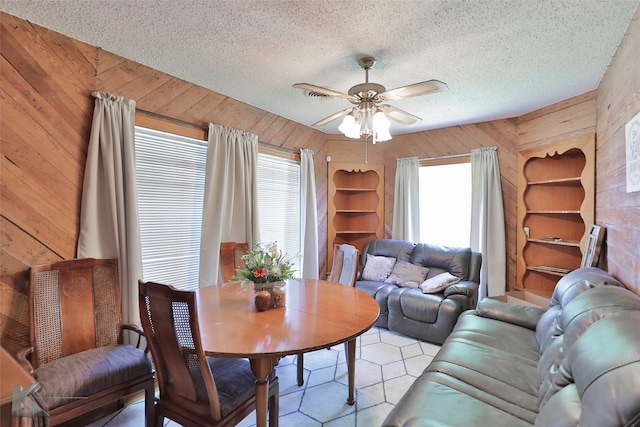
[272,282,286,308]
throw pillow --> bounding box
[419,272,461,294]
[361,254,397,282]
[384,260,430,288]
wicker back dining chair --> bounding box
[297,244,360,386]
[219,242,249,283]
[327,244,360,287]
[138,280,279,427]
[21,258,155,427]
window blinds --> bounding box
[135,127,302,290]
[135,126,206,291]
[257,154,302,273]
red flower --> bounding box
[253,268,267,278]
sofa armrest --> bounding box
[444,280,478,309]
[476,298,546,330]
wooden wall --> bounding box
[1,13,95,354]
[518,91,597,150]
[595,9,640,293]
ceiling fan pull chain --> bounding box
[364,137,368,164]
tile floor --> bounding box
[87,327,441,427]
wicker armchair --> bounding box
[297,244,359,386]
[17,258,155,426]
[139,280,279,427]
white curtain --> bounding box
[300,149,319,279]
[470,147,506,301]
[199,123,260,287]
[392,156,420,242]
[77,91,142,326]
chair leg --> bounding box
[144,381,155,427]
[269,377,279,427]
[296,353,304,386]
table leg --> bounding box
[249,357,276,427]
[345,339,356,405]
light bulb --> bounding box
[339,114,360,139]
[372,112,392,143]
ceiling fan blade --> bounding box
[293,83,353,100]
[379,79,448,101]
[377,104,422,125]
[312,108,354,127]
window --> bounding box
[257,154,301,272]
[134,125,302,290]
[419,161,472,247]
[135,126,206,291]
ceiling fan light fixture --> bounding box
[338,113,360,139]
[372,111,392,144]
[294,55,444,144]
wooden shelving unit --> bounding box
[516,135,595,299]
[328,162,384,271]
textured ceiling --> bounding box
[1,1,638,135]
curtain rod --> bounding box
[258,141,299,154]
[136,108,299,155]
[419,153,471,162]
[137,108,208,130]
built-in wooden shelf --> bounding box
[517,135,595,297]
[528,177,582,185]
[527,210,581,214]
[527,265,571,276]
[335,187,377,192]
[328,163,384,272]
[528,238,580,247]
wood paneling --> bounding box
[596,9,640,293]
[1,13,94,354]
[518,92,597,150]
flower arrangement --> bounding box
[232,241,298,285]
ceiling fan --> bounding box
[293,56,448,138]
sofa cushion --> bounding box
[549,266,624,308]
[207,356,257,417]
[427,332,540,402]
[564,312,640,426]
[389,288,442,323]
[448,311,541,361]
[361,239,416,262]
[538,285,640,407]
[362,254,396,281]
[533,385,580,427]
[419,272,460,293]
[538,311,640,426]
[385,260,429,288]
[382,372,535,427]
[477,298,546,330]
[412,243,471,280]
[34,344,152,410]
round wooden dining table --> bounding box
[195,279,380,427]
